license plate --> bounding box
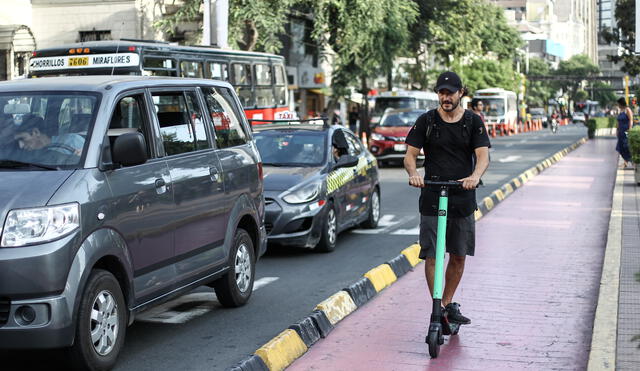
[393,144,407,152]
[68,57,89,67]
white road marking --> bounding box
[391,226,420,235]
[350,214,413,234]
[498,155,522,163]
[136,277,279,324]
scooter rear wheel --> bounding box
[427,330,440,358]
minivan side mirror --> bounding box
[333,154,359,170]
[112,132,148,167]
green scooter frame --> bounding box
[424,180,463,358]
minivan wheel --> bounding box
[214,228,255,307]
[69,269,126,371]
[361,188,380,229]
[316,201,337,253]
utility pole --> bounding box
[202,0,228,48]
[202,0,212,46]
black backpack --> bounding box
[424,109,474,144]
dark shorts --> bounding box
[419,214,476,259]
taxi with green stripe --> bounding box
[252,119,380,252]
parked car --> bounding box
[369,108,425,166]
[253,122,380,252]
[0,76,266,370]
[572,111,586,124]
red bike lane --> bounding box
[288,138,618,371]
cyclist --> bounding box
[404,71,490,324]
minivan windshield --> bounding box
[0,92,99,169]
[254,130,327,167]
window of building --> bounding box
[79,30,112,42]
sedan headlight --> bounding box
[281,181,323,204]
[370,132,385,141]
[1,203,80,247]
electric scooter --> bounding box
[423,180,464,358]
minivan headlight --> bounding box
[1,203,80,247]
[281,181,322,204]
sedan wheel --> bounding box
[316,201,337,252]
[361,189,380,229]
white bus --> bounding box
[474,88,518,135]
[371,90,439,125]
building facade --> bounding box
[596,0,624,91]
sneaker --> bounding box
[444,302,471,325]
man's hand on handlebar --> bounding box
[408,174,424,188]
[457,175,480,190]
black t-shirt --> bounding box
[405,109,491,217]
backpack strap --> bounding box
[424,109,437,143]
[462,109,473,141]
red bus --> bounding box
[28,39,295,122]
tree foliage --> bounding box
[461,59,518,94]
[552,54,600,102]
[591,81,618,107]
[407,0,522,89]
[305,0,418,98]
[153,0,293,53]
[601,0,640,75]
[525,57,555,107]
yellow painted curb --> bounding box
[513,178,521,187]
[474,209,483,221]
[401,244,422,267]
[505,183,514,194]
[483,197,494,210]
[494,189,505,201]
[364,264,398,292]
[315,291,358,325]
[255,329,308,371]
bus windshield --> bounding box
[480,98,505,116]
[373,98,414,116]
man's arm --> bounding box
[404,145,424,188]
[458,146,489,190]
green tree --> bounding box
[305,0,417,136]
[601,0,640,75]
[407,0,522,88]
[526,57,555,107]
[552,54,600,103]
[591,81,618,107]
[461,59,518,94]
[153,0,294,52]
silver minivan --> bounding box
[0,76,267,370]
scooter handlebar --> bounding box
[423,180,464,188]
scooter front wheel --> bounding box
[427,329,441,358]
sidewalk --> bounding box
[616,166,640,370]
[288,138,621,371]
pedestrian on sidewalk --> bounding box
[403,71,491,324]
[616,97,634,169]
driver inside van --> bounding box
[14,116,84,156]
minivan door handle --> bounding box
[209,167,221,183]
[155,178,167,194]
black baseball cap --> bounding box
[434,71,463,93]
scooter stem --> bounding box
[433,187,448,300]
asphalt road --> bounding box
[3,124,589,371]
